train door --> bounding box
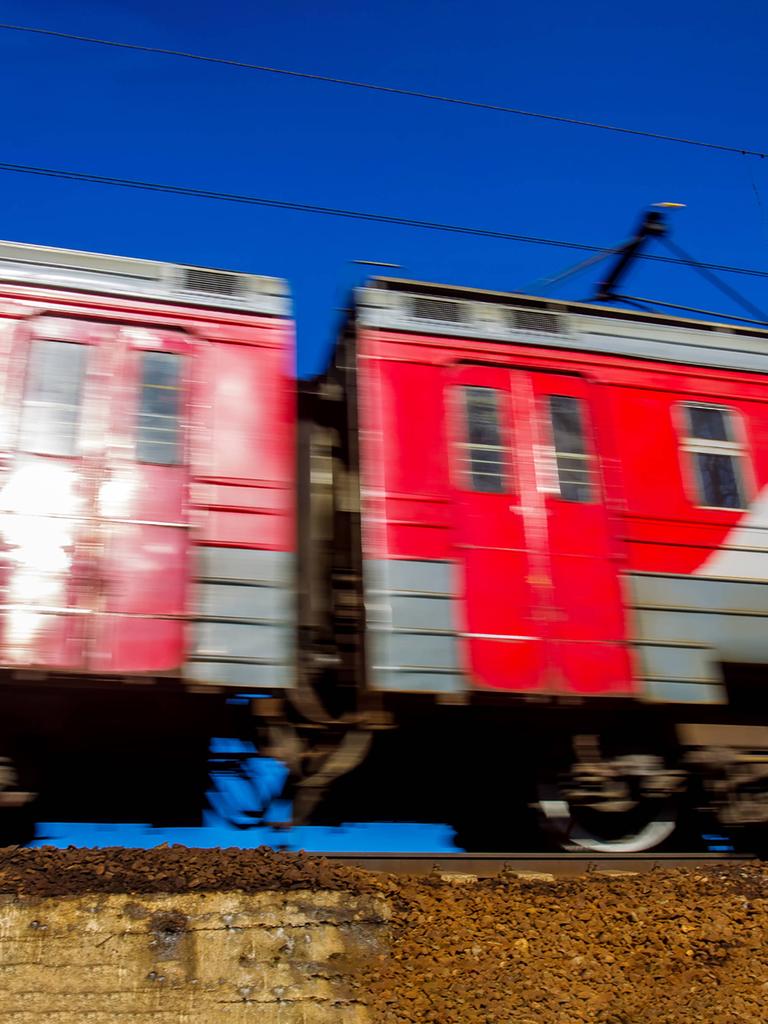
[451,364,630,695]
[0,316,191,673]
[0,318,107,668]
[450,364,548,691]
[91,327,191,673]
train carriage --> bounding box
[298,277,768,851]
[2,239,768,852]
[0,240,295,827]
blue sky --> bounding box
[0,0,766,376]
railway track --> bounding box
[320,851,755,877]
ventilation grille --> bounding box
[411,296,466,323]
[505,308,564,334]
[183,267,241,297]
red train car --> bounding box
[298,277,768,850]
[0,240,295,825]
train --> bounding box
[0,236,767,852]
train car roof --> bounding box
[0,238,290,318]
[363,276,768,338]
[351,275,768,376]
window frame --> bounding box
[17,339,89,459]
[134,349,186,467]
[676,401,751,511]
[544,392,596,504]
[452,383,512,495]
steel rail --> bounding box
[318,852,754,877]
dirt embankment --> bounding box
[1,848,767,1023]
[361,864,768,1024]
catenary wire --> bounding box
[1,159,768,282]
[661,237,768,321]
[0,23,766,160]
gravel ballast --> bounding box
[1,847,767,1023]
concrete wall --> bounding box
[0,889,388,1022]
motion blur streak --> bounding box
[0,463,79,647]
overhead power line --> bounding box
[1,158,767,282]
[1,23,766,160]
[662,236,768,323]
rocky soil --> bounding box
[0,844,377,897]
[362,863,768,1024]
[1,847,768,1023]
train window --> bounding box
[682,404,746,509]
[459,386,507,492]
[136,352,183,465]
[18,341,87,457]
[548,395,593,502]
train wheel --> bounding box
[536,737,689,853]
[537,784,679,852]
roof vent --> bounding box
[506,308,563,334]
[183,267,240,297]
[411,296,466,323]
